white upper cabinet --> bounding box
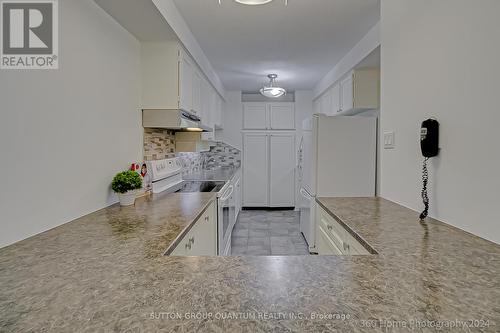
[214,94,224,129]
[313,68,380,116]
[340,74,354,112]
[200,78,211,125]
[313,98,321,115]
[339,69,380,114]
[351,69,380,110]
[191,70,202,115]
[178,49,193,113]
[142,42,182,110]
[269,103,295,130]
[320,89,333,116]
[141,42,224,121]
[242,102,295,130]
[331,83,341,114]
[243,103,268,129]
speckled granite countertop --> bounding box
[183,166,240,181]
[1,197,499,332]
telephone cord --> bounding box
[419,157,429,220]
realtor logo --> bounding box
[1,0,58,69]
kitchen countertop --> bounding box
[183,166,240,182]
[1,197,499,332]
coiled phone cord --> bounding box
[419,157,429,220]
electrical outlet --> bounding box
[384,131,395,149]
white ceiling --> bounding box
[94,0,178,41]
[172,0,380,92]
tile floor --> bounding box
[231,210,311,256]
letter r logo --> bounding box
[2,1,53,54]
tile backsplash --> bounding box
[143,129,176,161]
[143,129,241,175]
[177,142,241,176]
[205,142,241,168]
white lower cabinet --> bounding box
[243,132,295,207]
[315,203,370,255]
[170,200,217,256]
[317,226,343,255]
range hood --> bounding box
[142,109,212,132]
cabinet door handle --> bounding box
[205,216,209,222]
[189,237,195,244]
[185,243,192,250]
[327,225,333,231]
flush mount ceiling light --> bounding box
[218,0,288,5]
[260,74,287,98]
[234,0,273,4]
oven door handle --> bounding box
[219,185,234,202]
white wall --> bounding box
[222,91,243,150]
[0,0,143,247]
[380,0,500,244]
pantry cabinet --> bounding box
[242,102,295,130]
[170,200,217,256]
[242,133,269,206]
[242,103,268,129]
[269,133,296,206]
[243,132,295,207]
[269,103,295,130]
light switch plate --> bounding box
[384,131,395,149]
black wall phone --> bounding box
[419,119,439,220]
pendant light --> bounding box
[260,74,287,98]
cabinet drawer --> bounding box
[342,228,370,255]
[317,225,343,255]
[316,203,371,256]
[170,200,216,256]
[318,209,346,252]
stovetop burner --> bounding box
[174,181,226,193]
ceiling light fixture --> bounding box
[218,0,288,5]
[234,0,273,4]
[260,74,286,98]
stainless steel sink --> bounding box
[174,181,226,193]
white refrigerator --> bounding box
[298,114,377,252]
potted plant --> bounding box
[111,170,142,206]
